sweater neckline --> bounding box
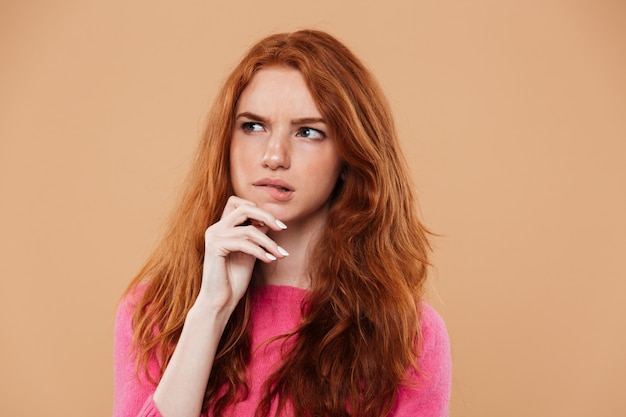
[250,284,310,303]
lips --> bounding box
[253,178,294,192]
[253,178,295,201]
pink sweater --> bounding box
[113,285,451,417]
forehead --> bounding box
[236,67,322,117]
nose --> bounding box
[261,131,291,170]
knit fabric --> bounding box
[112,285,451,417]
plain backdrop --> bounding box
[1,1,624,416]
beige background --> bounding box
[1,1,624,416]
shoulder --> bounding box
[112,281,161,416]
[116,282,150,319]
[113,281,161,381]
[416,303,451,373]
[418,303,449,354]
[114,282,150,345]
[389,303,451,416]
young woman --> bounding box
[113,29,451,417]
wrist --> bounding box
[187,297,234,330]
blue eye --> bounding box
[297,127,326,140]
[241,122,264,132]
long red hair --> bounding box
[126,29,431,417]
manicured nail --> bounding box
[275,219,287,229]
[266,253,277,261]
[277,246,289,256]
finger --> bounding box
[220,239,282,263]
[224,204,288,232]
[221,196,257,219]
[231,225,290,259]
[205,224,289,260]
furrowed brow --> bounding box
[291,117,326,125]
[235,112,268,123]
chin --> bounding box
[258,202,293,221]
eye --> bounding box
[296,127,326,140]
[241,122,264,132]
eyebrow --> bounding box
[235,112,326,125]
[236,112,268,123]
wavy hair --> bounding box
[126,29,431,417]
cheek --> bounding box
[229,141,247,189]
[315,156,343,192]
[231,135,261,165]
[324,151,343,182]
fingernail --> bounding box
[275,219,287,229]
[266,253,277,261]
[277,246,289,256]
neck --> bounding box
[254,214,326,290]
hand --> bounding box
[198,196,288,314]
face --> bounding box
[230,66,343,229]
